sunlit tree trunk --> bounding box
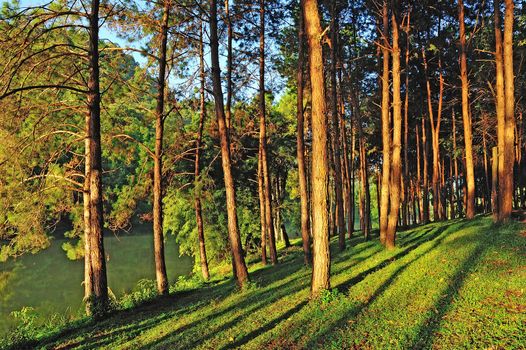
[458,0,476,219]
[402,11,411,228]
[152,0,170,296]
[422,48,443,221]
[87,0,108,316]
[296,0,311,265]
[416,123,423,224]
[495,0,505,221]
[386,2,401,249]
[379,0,391,245]
[258,148,267,264]
[502,0,515,220]
[303,0,330,296]
[210,0,249,287]
[330,1,345,250]
[422,115,430,223]
[196,22,210,281]
[492,146,499,221]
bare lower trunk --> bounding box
[330,1,345,250]
[210,0,249,287]
[492,147,499,221]
[416,124,423,223]
[502,0,515,220]
[196,22,210,280]
[259,0,278,264]
[87,0,108,316]
[422,116,430,223]
[297,0,311,265]
[258,149,267,264]
[458,0,476,219]
[83,116,93,312]
[379,0,391,245]
[303,0,330,296]
[386,5,401,250]
[152,0,170,295]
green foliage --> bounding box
[319,289,344,305]
[120,279,158,310]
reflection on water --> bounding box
[0,226,193,334]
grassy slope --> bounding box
[33,217,526,349]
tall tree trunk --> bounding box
[259,0,278,264]
[492,146,499,221]
[379,0,391,245]
[495,0,506,221]
[209,0,249,287]
[87,0,108,316]
[452,109,462,216]
[386,2,401,249]
[458,0,476,219]
[152,0,170,296]
[416,124,423,223]
[422,48,443,221]
[296,0,311,265]
[339,74,353,240]
[196,22,210,281]
[422,114,430,223]
[330,1,345,250]
[482,121,491,212]
[402,11,411,228]
[83,114,92,313]
[225,0,233,130]
[258,147,267,264]
[303,0,330,296]
[502,0,515,220]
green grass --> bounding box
[6,216,526,349]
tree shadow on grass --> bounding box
[302,221,463,348]
[41,253,310,349]
[332,223,453,293]
[133,267,310,349]
[408,234,488,349]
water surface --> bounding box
[0,226,193,333]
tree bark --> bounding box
[422,48,443,221]
[495,0,506,222]
[83,111,93,314]
[379,0,391,245]
[386,2,401,249]
[416,123,423,224]
[258,147,268,264]
[422,114,430,223]
[492,146,499,221]
[402,11,411,228]
[225,0,233,130]
[330,1,345,250]
[209,0,249,287]
[502,0,515,220]
[259,0,278,264]
[196,21,210,281]
[87,0,108,316]
[152,0,170,296]
[458,0,476,219]
[296,0,311,265]
[303,0,330,296]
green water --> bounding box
[0,226,193,333]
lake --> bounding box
[0,226,193,334]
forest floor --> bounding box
[12,216,526,349]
